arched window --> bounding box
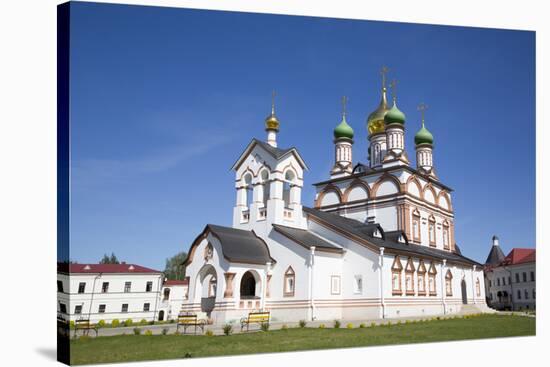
[412,209,421,243]
[283,170,295,208]
[284,266,295,297]
[391,256,403,296]
[405,258,416,295]
[445,270,453,296]
[442,220,450,250]
[428,262,437,296]
[428,215,436,247]
[240,271,257,298]
[260,170,270,207]
[475,278,481,297]
[244,173,253,208]
[209,276,217,297]
[163,288,170,301]
[417,260,427,295]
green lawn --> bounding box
[70,314,535,365]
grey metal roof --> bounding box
[485,244,505,265]
[303,207,480,266]
[207,224,275,265]
[231,138,308,171]
[272,224,344,253]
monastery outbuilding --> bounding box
[182,70,490,324]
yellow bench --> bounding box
[177,314,206,334]
[74,319,98,336]
[240,311,270,331]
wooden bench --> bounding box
[176,314,206,334]
[74,319,98,337]
[240,311,270,331]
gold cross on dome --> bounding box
[417,103,429,124]
[389,79,398,101]
[271,90,276,114]
[380,66,390,88]
[341,95,348,118]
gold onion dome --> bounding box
[265,92,280,131]
[367,87,390,135]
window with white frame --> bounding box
[476,278,481,297]
[445,270,453,296]
[412,209,421,242]
[405,258,415,295]
[428,216,436,246]
[428,262,437,295]
[417,260,427,295]
[391,256,403,295]
[331,275,341,295]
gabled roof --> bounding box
[58,263,161,274]
[303,207,480,266]
[184,224,275,266]
[231,138,308,171]
[485,244,506,265]
[502,248,536,266]
[272,224,344,253]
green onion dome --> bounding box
[384,102,406,125]
[414,124,434,146]
[334,115,354,139]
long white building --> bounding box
[182,71,490,325]
[57,263,188,323]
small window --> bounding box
[354,275,363,294]
[517,290,521,300]
[475,278,481,297]
[163,288,170,301]
[143,303,150,312]
[533,289,536,299]
[57,280,64,293]
[522,272,527,282]
[59,303,67,314]
[124,282,131,293]
[74,305,82,314]
[331,275,341,295]
[121,304,128,313]
[497,278,500,286]
[508,276,511,285]
[98,304,106,313]
[524,289,529,299]
[515,273,520,283]
[445,270,453,297]
[284,267,295,297]
[102,282,109,293]
[530,271,535,282]
[146,281,153,292]
[78,282,86,294]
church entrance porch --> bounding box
[239,270,262,310]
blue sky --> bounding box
[67,2,535,270]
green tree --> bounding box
[99,252,120,264]
[163,251,187,280]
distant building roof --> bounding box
[485,244,506,266]
[303,207,480,266]
[231,138,308,171]
[502,248,536,266]
[58,263,161,274]
[163,279,189,286]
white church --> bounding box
[182,71,488,324]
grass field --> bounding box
[70,314,535,365]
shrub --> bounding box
[133,327,141,335]
[183,352,192,358]
[169,319,175,324]
[299,320,307,328]
[359,323,366,328]
[319,323,325,329]
[397,320,402,325]
[140,319,148,325]
[174,331,181,336]
[124,319,133,327]
[205,329,214,336]
[149,320,155,325]
[436,316,441,321]
[144,330,153,336]
[111,319,120,328]
[223,323,233,336]
[281,324,288,330]
[162,328,169,335]
[386,321,392,327]
[346,323,353,329]
[69,320,75,329]
[333,320,341,328]
[370,322,376,328]
[260,323,270,332]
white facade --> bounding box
[181,95,489,325]
[485,260,536,311]
[57,265,188,323]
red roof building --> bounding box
[501,248,536,266]
[58,262,161,274]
